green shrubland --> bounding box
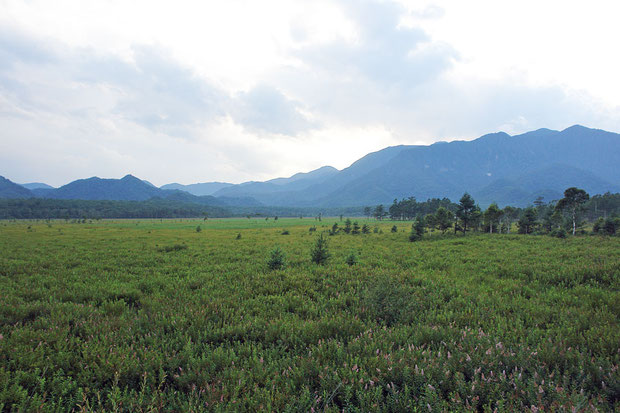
[0,218,618,411]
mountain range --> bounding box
[2,125,619,208]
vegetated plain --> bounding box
[0,218,618,411]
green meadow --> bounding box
[0,219,618,411]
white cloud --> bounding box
[1,0,619,186]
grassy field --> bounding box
[0,218,619,411]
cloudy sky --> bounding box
[1,0,619,187]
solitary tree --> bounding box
[267,246,286,270]
[556,187,589,235]
[310,233,330,265]
[456,193,477,233]
[345,250,359,266]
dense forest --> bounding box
[0,198,230,219]
[0,198,365,219]
[1,190,619,234]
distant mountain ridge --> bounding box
[0,174,262,207]
[19,182,55,190]
[160,182,233,196]
[207,125,619,207]
[1,125,619,207]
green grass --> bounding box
[0,219,618,411]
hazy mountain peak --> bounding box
[475,131,511,141]
[160,181,234,196]
[19,182,55,190]
[269,165,339,184]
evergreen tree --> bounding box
[434,207,453,234]
[343,218,352,234]
[331,222,339,235]
[363,206,372,218]
[456,193,476,233]
[603,217,619,235]
[345,250,359,266]
[310,233,330,265]
[592,217,605,234]
[424,213,437,232]
[409,215,425,242]
[483,203,503,233]
[373,205,385,220]
[267,246,286,270]
[517,207,538,234]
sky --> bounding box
[1,0,619,187]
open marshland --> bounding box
[0,219,618,411]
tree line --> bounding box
[0,198,366,219]
[0,198,230,219]
[364,188,620,238]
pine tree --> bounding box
[310,233,330,265]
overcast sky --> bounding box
[1,0,619,187]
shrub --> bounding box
[391,225,397,233]
[195,225,201,233]
[236,233,242,239]
[310,233,330,265]
[551,228,567,238]
[352,221,361,235]
[343,219,352,234]
[361,224,370,234]
[345,250,359,266]
[267,246,286,270]
[603,217,619,235]
[157,244,187,252]
[309,226,317,233]
[329,222,339,236]
[409,216,425,242]
[363,276,411,326]
[281,229,290,235]
[409,231,421,242]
